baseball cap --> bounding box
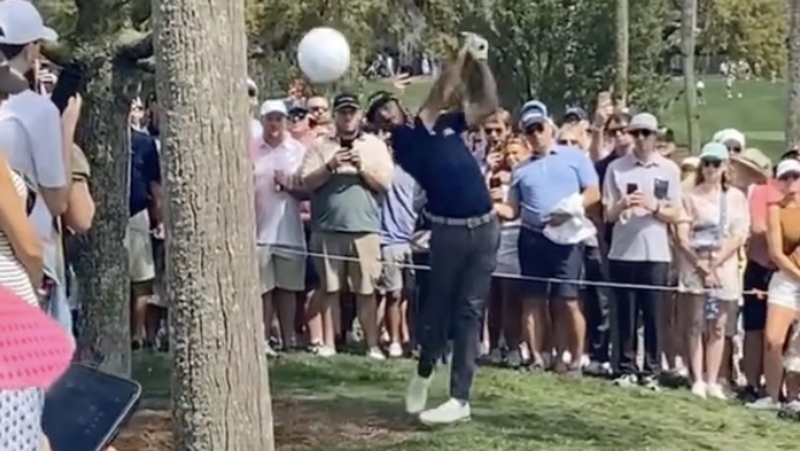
[519,100,548,128]
[731,148,772,177]
[626,113,659,132]
[776,159,800,179]
[0,285,74,389]
[0,0,58,45]
[333,92,360,111]
[259,99,287,117]
[699,142,729,161]
[712,128,745,149]
[564,106,588,122]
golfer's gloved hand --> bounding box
[461,32,488,61]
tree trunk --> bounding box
[787,0,800,147]
[680,0,700,154]
[614,0,629,106]
[71,56,137,377]
[153,0,274,450]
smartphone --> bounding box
[626,183,638,194]
[50,62,87,113]
[43,363,142,451]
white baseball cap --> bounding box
[776,159,800,179]
[259,99,287,117]
[0,0,58,45]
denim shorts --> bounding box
[517,228,584,300]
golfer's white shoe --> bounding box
[405,375,432,414]
[419,398,471,425]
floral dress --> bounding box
[0,166,44,451]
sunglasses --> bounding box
[630,129,653,138]
[606,127,628,136]
[779,172,800,182]
[524,123,545,135]
[727,146,742,154]
[557,139,579,146]
[289,111,308,122]
[701,159,723,168]
[483,127,504,136]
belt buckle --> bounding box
[466,216,480,228]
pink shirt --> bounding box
[747,180,782,268]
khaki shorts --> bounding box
[125,209,155,283]
[310,231,380,295]
[377,244,412,295]
[258,246,306,294]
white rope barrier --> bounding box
[272,247,769,297]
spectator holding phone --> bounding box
[0,0,81,333]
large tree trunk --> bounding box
[787,0,800,147]
[614,0,629,106]
[71,56,137,377]
[153,0,274,450]
[680,0,700,154]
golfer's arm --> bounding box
[464,57,499,127]
[419,49,468,129]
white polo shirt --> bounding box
[0,89,65,281]
[251,134,305,249]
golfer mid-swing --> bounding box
[379,33,500,425]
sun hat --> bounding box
[699,142,729,161]
[0,285,74,389]
[731,148,772,177]
[0,0,58,45]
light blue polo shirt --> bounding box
[509,145,598,230]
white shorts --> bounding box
[767,270,800,311]
[124,210,155,283]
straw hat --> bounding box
[731,148,772,178]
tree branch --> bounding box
[40,42,72,67]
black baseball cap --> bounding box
[333,92,360,111]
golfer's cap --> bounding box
[712,128,745,149]
[519,100,548,128]
[0,0,58,45]
[776,159,800,178]
[0,50,27,95]
[626,113,659,133]
[259,99,287,117]
[564,106,588,121]
[333,92,360,111]
[699,142,729,161]
[731,148,772,176]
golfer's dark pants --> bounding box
[583,245,611,364]
[609,260,669,378]
[417,216,500,401]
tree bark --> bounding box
[614,0,629,106]
[153,0,274,450]
[787,0,800,147]
[71,55,137,377]
[680,0,700,154]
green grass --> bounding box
[365,76,788,159]
[133,353,800,451]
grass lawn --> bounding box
[122,352,798,451]
[366,77,788,159]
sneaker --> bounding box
[690,381,707,399]
[506,349,522,368]
[640,376,661,392]
[316,345,337,357]
[706,383,727,400]
[746,396,782,411]
[367,347,386,360]
[779,400,800,420]
[520,344,531,363]
[388,342,404,358]
[614,374,638,388]
[419,398,471,425]
[584,360,612,377]
[405,375,432,414]
[487,348,503,365]
[738,385,762,403]
[264,342,278,357]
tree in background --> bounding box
[615,0,630,106]
[681,0,701,153]
[788,0,800,146]
[154,0,273,449]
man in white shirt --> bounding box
[0,0,81,331]
[252,99,307,354]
